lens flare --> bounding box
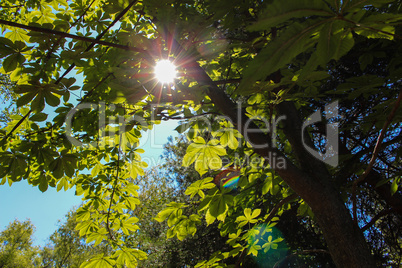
[214,168,241,190]
[154,60,177,83]
[222,175,240,189]
[247,223,289,267]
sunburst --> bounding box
[154,60,177,84]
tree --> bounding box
[0,0,401,267]
[127,166,231,267]
[0,219,41,267]
[40,210,111,268]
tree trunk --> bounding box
[274,102,376,267]
[307,181,375,267]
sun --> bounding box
[154,60,177,84]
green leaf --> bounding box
[80,254,116,268]
[236,208,261,228]
[44,90,61,107]
[49,158,64,179]
[209,193,228,218]
[262,236,284,252]
[240,20,327,92]
[114,249,139,267]
[16,91,38,107]
[121,129,139,147]
[56,177,69,192]
[86,232,106,247]
[205,209,216,225]
[185,177,216,198]
[354,25,395,40]
[3,54,19,72]
[219,128,241,150]
[38,174,49,192]
[182,137,226,175]
[342,0,396,12]
[29,112,48,122]
[155,202,186,223]
[247,239,261,257]
[359,53,374,71]
[62,154,77,178]
[0,37,15,56]
[198,188,216,212]
[331,30,355,60]
[262,174,281,195]
[5,28,30,43]
[316,20,353,65]
[391,178,400,196]
[31,92,45,112]
[91,164,102,177]
[249,0,333,31]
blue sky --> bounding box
[0,120,179,246]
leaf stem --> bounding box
[106,133,123,241]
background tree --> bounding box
[0,72,17,126]
[0,219,41,267]
[0,0,401,267]
[123,154,231,267]
[40,210,111,268]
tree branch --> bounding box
[1,110,31,142]
[212,78,241,85]
[0,4,24,8]
[0,19,147,54]
[361,208,394,232]
[234,248,247,268]
[352,88,402,225]
[265,193,298,223]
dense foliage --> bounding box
[0,219,41,267]
[1,0,401,267]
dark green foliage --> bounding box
[0,219,41,268]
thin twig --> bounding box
[2,110,31,142]
[273,249,330,268]
[361,209,394,232]
[160,111,221,120]
[234,248,247,268]
[352,88,402,226]
[265,193,298,223]
[213,78,241,85]
[106,133,123,241]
